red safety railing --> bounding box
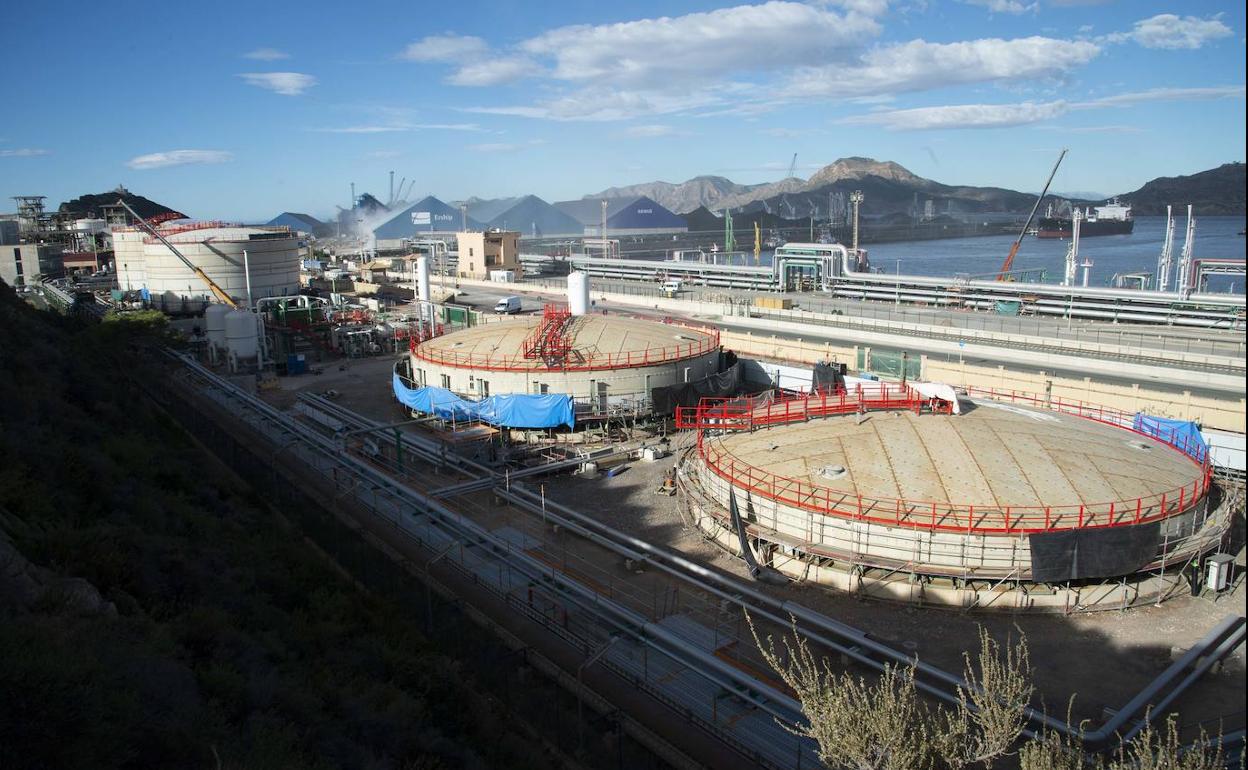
[676,384,919,430]
[141,221,291,243]
[688,386,1212,535]
[411,318,720,372]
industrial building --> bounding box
[266,212,329,237]
[1,243,64,288]
[464,195,585,238]
[115,222,301,312]
[455,230,521,279]
[677,386,1225,609]
[553,195,687,236]
[372,196,485,245]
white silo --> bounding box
[568,271,590,316]
[415,255,433,326]
[112,228,147,292]
[224,309,259,369]
[204,303,230,361]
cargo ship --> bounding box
[1036,199,1133,238]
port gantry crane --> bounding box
[997,148,1067,280]
[115,198,239,308]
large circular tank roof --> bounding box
[413,314,718,372]
[702,398,1205,533]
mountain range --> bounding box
[587,158,1245,219]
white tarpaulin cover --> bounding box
[909,381,962,414]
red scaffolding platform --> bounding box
[522,304,575,362]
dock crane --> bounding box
[115,199,239,308]
[786,153,797,180]
[997,148,1066,280]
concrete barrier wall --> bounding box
[716,329,1246,433]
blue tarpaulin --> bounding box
[392,374,575,429]
[1132,414,1208,464]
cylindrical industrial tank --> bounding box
[224,309,259,360]
[416,256,431,302]
[112,228,147,291]
[568,271,590,316]
[204,303,230,350]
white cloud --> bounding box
[759,127,826,137]
[398,34,487,62]
[1035,123,1144,133]
[312,123,483,133]
[467,139,546,153]
[449,3,1100,121]
[1106,14,1233,49]
[239,72,317,95]
[818,0,890,16]
[126,150,233,170]
[1074,85,1245,108]
[517,2,877,87]
[448,57,540,86]
[468,87,731,122]
[839,84,1245,130]
[962,0,1037,14]
[0,148,50,157]
[785,37,1099,99]
[243,48,289,60]
[621,124,680,138]
[842,101,1068,130]
[364,150,404,159]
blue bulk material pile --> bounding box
[1132,414,1208,464]
[392,374,575,430]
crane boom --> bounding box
[116,199,238,308]
[997,148,1067,280]
[787,153,797,180]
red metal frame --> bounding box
[687,385,1212,535]
[522,304,575,361]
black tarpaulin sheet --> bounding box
[651,361,744,415]
[812,362,845,393]
[1028,521,1160,583]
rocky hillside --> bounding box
[590,175,765,213]
[1118,163,1246,216]
[593,157,1039,218]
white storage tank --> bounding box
[568,271,590,316]
[141,224,300,306]
[204,303,230,350]
[112,228,147,292]
[224,309,259,361]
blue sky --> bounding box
[1,0,1243,221]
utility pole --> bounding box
[460,204,467,231]
[600,199,608,257]
[850,190,864,252]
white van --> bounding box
[493,295,522,314]
[662,278,684,294]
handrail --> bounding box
[688,386,1211,535]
